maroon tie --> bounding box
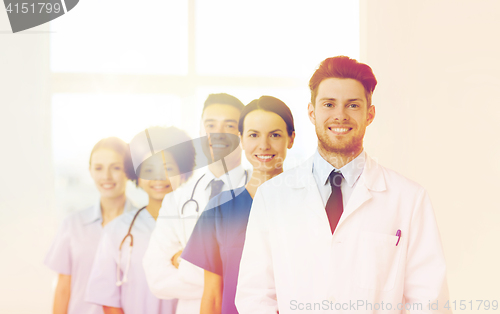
[325,171,344,233]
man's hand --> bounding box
[171,250,183,268]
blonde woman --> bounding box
[45,137,138,314]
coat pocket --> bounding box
[354,231,401,291]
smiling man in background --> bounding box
[235,56,451,313]
[143,93,249,314]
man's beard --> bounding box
[315,123,364,156]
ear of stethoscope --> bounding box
[116,206,146,286]
[180,170,248,217]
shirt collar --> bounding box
[203,164,246,191]
[82,198,135,225]
[313,149,366,188]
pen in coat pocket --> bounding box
[395,229,401,246]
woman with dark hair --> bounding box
[45,137,138,314]
[85,126,196,314]
[181,96,295,314]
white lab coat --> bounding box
[143,167,248,314]
[235,155,451,314]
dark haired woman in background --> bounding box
[181,96,295,314]
[45,137,138,314]
[85,126,196,314]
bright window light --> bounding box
[52,93,182,212]
[50,0,188,74]
[196,0,359,79]
[49,0,360,214]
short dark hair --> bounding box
[238,96,295,136]
[130,126,196,185]
[89,137,135,180]
[309,56,377,106]
[202,93,245,114]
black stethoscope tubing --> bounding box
[180,170,248,216]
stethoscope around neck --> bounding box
[116,206,146,286]
[115,170,248,286]
[180,170,248,217]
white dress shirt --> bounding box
[312,149,366,207]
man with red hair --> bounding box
[236,56,451,314]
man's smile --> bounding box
[328,125,353,135]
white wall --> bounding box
[361,0,500,311]
[0,10,54,314]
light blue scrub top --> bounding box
[86,207,177,314]
[44,199,136,314]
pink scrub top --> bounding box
[85,207,177,314]
[44,200,136,314]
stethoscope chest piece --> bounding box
[181,199,200,217]
[180,173,206,217]
[180,171,248,217]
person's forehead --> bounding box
[142,152,176,166]
[316,78,366,100]
[202,103,241,121]
[243,110,286,132]
[90,148,123,163]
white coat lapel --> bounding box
[305,177,332,236]
[338,177,372,228]
[291,157,332,236]
[337,155,386,230]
